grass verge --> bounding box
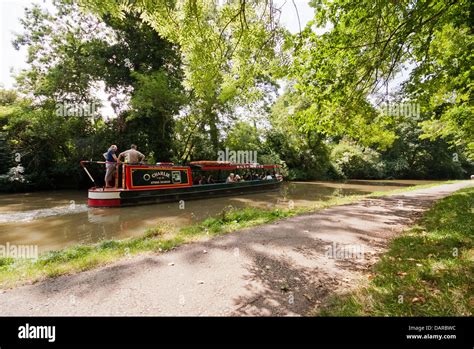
[0,180,466,289]
[317,186,474,316]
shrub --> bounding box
[331,141,383,179]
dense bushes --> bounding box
[327,140,470,181]
[330,141,383,179]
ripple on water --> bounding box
[0,204,89,224]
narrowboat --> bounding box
[81,160,283,207]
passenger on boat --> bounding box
[235,174,241,182]
[104,145,118,188]
[194,175,204,185]
[264,172,273,180]
[226,173,235,183]
[118,144,145,164]
[207,175,215,184]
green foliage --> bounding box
[408,23,473,159]
[291,0,470,145]
[0,90,112,190]
[380,116,468,179]
[264,92,334,180]
[129,70,184,161]
[331,141,383,179]
[224,121,260,151]
[182,206,294,236]
[0,91,17,176]
[2,0,472,191]
[79,0,285,154]
[1,1,186,190]
[286,0,472,176]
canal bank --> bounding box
[0,180,471,315]
[0,181,459,288]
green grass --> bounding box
[0,224,184,287]
[317,186,474,316]
[0,206,300,288]
[180,206,295,236]
[0,180,465,289]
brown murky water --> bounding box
[0,180,438,252]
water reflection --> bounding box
[0,180,438,252]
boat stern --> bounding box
[88,189,122,207]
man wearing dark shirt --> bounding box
[104,145,118,188]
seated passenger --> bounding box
[264,172,273,180]
[226,173,235,183]
[194,175,203,185]
[207,175,215,184]
[235,174,241,182]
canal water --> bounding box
[0,180,437,253]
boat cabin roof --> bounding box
[188,161,280,171]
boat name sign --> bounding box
[130,168,187,187]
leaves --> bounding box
[289,0,472,157]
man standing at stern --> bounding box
[118,144,145,165]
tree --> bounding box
[330,140,383,179]
[404,23,473,159]
[264,91,334,180]
[13,1,185,162]
[0,90,19,176]
[380,114,468,179]
[290,0,471,154]
[224,121,260,151]
[78,0,286,153]
[0,90,105,189]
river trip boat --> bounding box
[81,160,283,207]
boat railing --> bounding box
[80,160,128,190]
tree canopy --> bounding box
[290,0,472,157]
[1,0,472,191]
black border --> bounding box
[0,316,472,348]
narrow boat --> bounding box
[81,160,283,207]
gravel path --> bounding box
[0,181,471,316]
